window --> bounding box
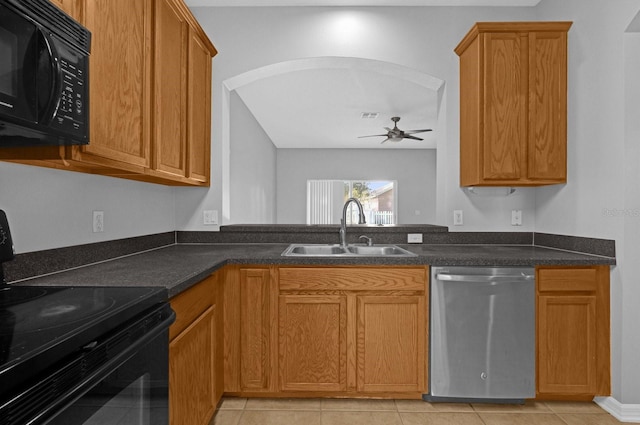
[307,180,396,225]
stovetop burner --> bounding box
[0,287,117,335]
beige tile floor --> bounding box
[210,398,623,425]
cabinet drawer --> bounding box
[537,267,598,292]
[279,267,427,292]
[170,274,216,340]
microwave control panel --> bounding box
[49,38,89,138]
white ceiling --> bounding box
[235,65,441,149]
[191,0,540,149]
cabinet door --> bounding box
[537,295,597,395]
[153,0,188,178]
[456,22,570,187]
[187,29,212,183]
[279,295,347,392]
[536,266,610,399]
[483,31,528,181]
[527,30,568,181]
[169,306,216,425]
[76,0,152,170]
[239,268,273,391]
[357,296,426,393]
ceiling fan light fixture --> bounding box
[357,116,432,143]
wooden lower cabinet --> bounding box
[170,306,215,425]
[166,262,612,422]
[278,266,429,397]
[279,295,348,392]
[536,266,610,400]
[223,266,278,393]
[357,295,426,393]
[169,272,222,425]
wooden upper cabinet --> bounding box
[3,0,216,186]
[152,0,188,180]
[75,0,152,171]
[150,0,216,185]
[455,22,571,186]
[187,28,213,183]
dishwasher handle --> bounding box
[436,273,535,282]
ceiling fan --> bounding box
[358,116,432,144]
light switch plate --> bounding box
[407,233,423,243]
[453,210,463,226]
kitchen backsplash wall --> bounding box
[0,162,176,254]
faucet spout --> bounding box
[340,197,366,248]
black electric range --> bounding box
[0,210,175,424]
[0,284,170,400]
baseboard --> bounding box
[595,396,640,423]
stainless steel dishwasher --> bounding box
[425,266,535,403]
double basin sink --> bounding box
[281,243,416,257]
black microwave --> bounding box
[0,0,91,147]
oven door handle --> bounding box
[64,308,176,393]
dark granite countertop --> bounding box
[17,242,615,298]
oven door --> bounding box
[43,328,171,425]
[0,304,175,425]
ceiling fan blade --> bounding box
[380,138,391,144]
[403,135,424,141]
[404,129,432,134]
[358,134,389,138]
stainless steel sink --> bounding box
[345,245,414,256]
[284,244,347,256]
[281,244,416,257]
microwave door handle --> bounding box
[34,29,60,124]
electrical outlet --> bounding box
[93,211,104,233]
[511,210,523,226]
[203,210,218,225]
[453,210,463,226]
[407,233,423,243]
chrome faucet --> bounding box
[340,197,366,248]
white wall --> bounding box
[276,149,437,224]
[181,5,537,232]
[229,92,277,224]
[534,0,640,408]
[622,32,640,408]
[0,162,175,253]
